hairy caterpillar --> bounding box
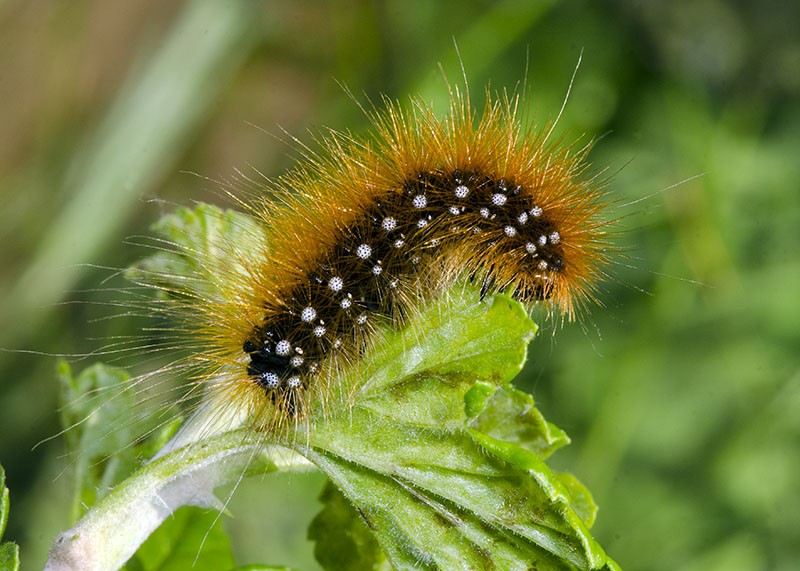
[43,79,623,571]
[159,85,611,436]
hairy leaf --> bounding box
[297,288,619,570]
[125,203,264,300]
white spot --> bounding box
[491,193,507,206]
[531,206,543,217]
[417,218,428,228]
[287,376,302,389]
[294,346,303,354]
[479,208,489,218]
[276,340,291,356]
[411,256,421,264]
[549,231,561,244]
[301,306,316,322]
[341,297,352,309]
[518,212,528,224]
[538,260,548,270]
[504,226,516,237]
[430,238,440,246]
[382,217,397,231]
[394,239,405,248]
[356,244,372,259]
[538,235,548,246]
[261,372,279,388]
[412,194,427,209]
[372,264,382,275]
[525,242,537,254]
[333,339,342,349]
[329,276,343,292]
[473,227,481,234]
[291,356,304,367]
[449,206,460,215]
[309,363,318,372]
[357,314,368,325]
[389,279,399,288]
[313,326,326,337]
[455,185,469,198]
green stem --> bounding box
[44,430,310,571]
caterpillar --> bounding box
[170,86,611,434]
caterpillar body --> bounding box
[181,89,610,430]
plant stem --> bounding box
[44,430,310,571]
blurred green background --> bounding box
[1,1,798,569]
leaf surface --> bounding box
[298,288,619,570]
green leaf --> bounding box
[467,383,570,460]
[58,361,183,523]
[555,473,598,529]
[0,544,20,571]
[309,482,391,571]
[0,464,20,571]
[296,288,620,570]
[125,203,264,298]
[0,465,8,542]
[122,507,235,571]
